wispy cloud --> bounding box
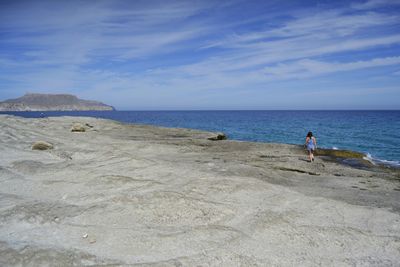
[263,56,400,79]
[0,1,218,65]
[352,0,400,10]
[211,10,399,47]
[0,0,399,109]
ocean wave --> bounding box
[363,153,400,168]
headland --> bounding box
[0,93,115,111]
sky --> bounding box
[0,0,400,110]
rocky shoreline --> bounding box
[0,115,399,266]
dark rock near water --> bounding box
[316,148,374,170]
[207,132,227,141]
[316,148,365,159]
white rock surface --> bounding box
[0,115,399,266]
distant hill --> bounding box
[0,93,115,111]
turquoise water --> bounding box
[2,110,399,167]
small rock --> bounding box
[71,123,86,132]
[82,233,88,239]
[32,141,53,150]
[89,238,96,244]
[54,217,60,223]
[207,132,227,141]
[85,123,94,128]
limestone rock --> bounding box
[207,132,227,141]
[71,123,86,132]
[1,115,400,266]
[32,141,53,150]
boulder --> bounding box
[207,132,227,141]
[71,123,86,132]
[32,141,53,150]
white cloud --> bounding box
[203,10,400,50]
[0,0,399,108]
[352,0,400,10]
[263,56,400,79]
[0,1,218,66]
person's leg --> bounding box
[308,150,312,162]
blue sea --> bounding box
[2,110,399,168]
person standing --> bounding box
[305,131,317,162]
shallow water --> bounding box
[2,110,399,167]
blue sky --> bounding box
[0,0,399,110]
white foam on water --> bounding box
[375,159,400,168]
[332,146,338,150]
[363,153,376,165]
[363,152,400,168]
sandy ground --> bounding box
[0,115,399,266]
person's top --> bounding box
[306,137,315,150]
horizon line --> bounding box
[2,109,399,112]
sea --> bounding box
[2,110,399,168]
